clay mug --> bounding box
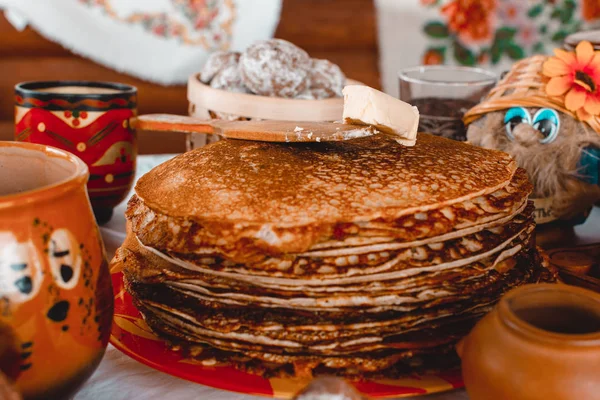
[458,283,600,400]
[0,141,114,400]
[15,81,137,225]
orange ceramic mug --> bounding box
[0,141,113,399]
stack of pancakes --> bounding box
[112,133,556,379]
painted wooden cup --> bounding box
[0,141,113,400]
[15,81,137,225]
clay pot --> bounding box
[0,142,113,400]
[15,81,137,225]
[458,283,600,400]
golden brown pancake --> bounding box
[130,134,526,260]
[135,134,517,224]
[127,205,535,281]
[119,217,536,306]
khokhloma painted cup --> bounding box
[15,81,137,224]
[0,141,113,400]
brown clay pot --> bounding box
[458,283,600,400]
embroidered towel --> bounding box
[375,0,600,97]
[0,0,282,85]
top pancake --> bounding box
[135,133,517,228]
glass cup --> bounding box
[398,66,497,141]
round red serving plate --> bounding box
[109,271,464,398]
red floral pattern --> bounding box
[423,48,445,65]
[422,0,600,67]
[78,0,235,49]
[441,0,497,44]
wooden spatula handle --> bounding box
[135,114,216,135]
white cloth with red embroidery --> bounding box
[374,0,600,97]
[0,0,282,85]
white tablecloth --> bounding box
[75,155,600,400]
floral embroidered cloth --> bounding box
[376,0,600,97]
[0,0,282,85]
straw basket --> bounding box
[464,55,600,133]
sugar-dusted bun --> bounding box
[306,58,346,98]
[210,64,248,93]
[239,39,311,98]
[200,51,240,83]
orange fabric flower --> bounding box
[441,0,496,43]
[543,41,600,121]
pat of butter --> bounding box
[342,85,419,146]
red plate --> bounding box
[109,271,464,398]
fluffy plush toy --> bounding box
[464,42,600,225]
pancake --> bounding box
[129,134,526,261]
[116,229,552,350]
[119,250,551,378]
[116,234,554,378]
[123,249,545,335]
[122,232,533,309]
[125,205,535,284]
[139,303,475,358]
[140,315,462,379]
[111,130,556,380]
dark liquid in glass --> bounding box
[411,98,478,142]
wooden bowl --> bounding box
[186,74,361,149]
[187,73,362,122]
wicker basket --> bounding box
[186,74,361,149]
[464,55,600,133]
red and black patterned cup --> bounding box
[15,81,137,224]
